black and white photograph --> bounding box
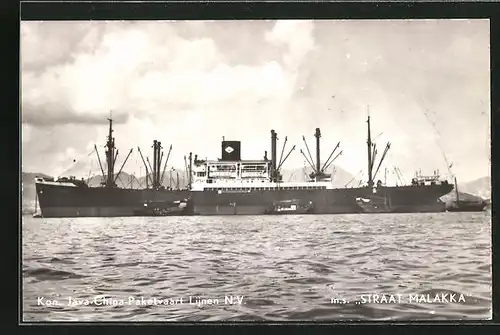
[21,18,491,321]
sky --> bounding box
[21,19,490,184]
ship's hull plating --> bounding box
[191,184,453,215]
[34,183,191,218]
[33,181,453,217]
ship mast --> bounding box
[365,109,391,187]
[271,130,278,181]
[300,128,341,181]
[105,117,116,188]
[161,145,172,186]
[153,140,158,188]
[269,130,295,182]
[454,176,460,205]
[366,111,374,188]
[151,140,164,189]
[315,128,321,174]
[188,152,193,190]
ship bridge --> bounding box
[411,171,450,186]
[189,130,335,191]
[191,158,333,191]
[191,157,274,189]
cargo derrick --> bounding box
[138,140,173,190]
[271,130,296,182]
[366,114,391,189]
[300,128,342,182]
[93,117,133,188]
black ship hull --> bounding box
[190,184,453,215]
[356,196,395,213]
[35,182,191,218]
[34,180,453,218]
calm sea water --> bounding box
[22,212,491,322]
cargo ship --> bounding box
[188,115,453,215]
[34,118,192,217]
[33,115,453,217]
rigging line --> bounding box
[357,177,363,188]
[125,176,134,189]
[393,167,402,186]
[87,159,93,184]
[61,148,97,177]
[421,106,453,178]
[397,167,407,185]
[135,149,139,176]
[116,175,125,188]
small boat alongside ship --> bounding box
[447,199,487,212]
[355,195,394,213]
[133,198,194,216]
[264,199,315,215]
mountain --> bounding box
[136,169,189,189]
[86,172,133,188]
[440,191,486,206]
[439,176,491,205]
[457,176,491,200]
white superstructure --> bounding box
[190,158,333,191]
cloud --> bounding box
[21,98,129,126]
[20,20,314,176]
[265,20,316,70]
[21,21,313,128]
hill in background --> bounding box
[455,176,491,200]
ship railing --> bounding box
[414,174,441,182]
[35,177,55,183]
[210,172,237,177]
[242,175,269,179]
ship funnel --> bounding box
[271,130,277,180]
[221,140,241,161]
[314,128,321,173]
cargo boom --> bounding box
[34,118,191,217]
